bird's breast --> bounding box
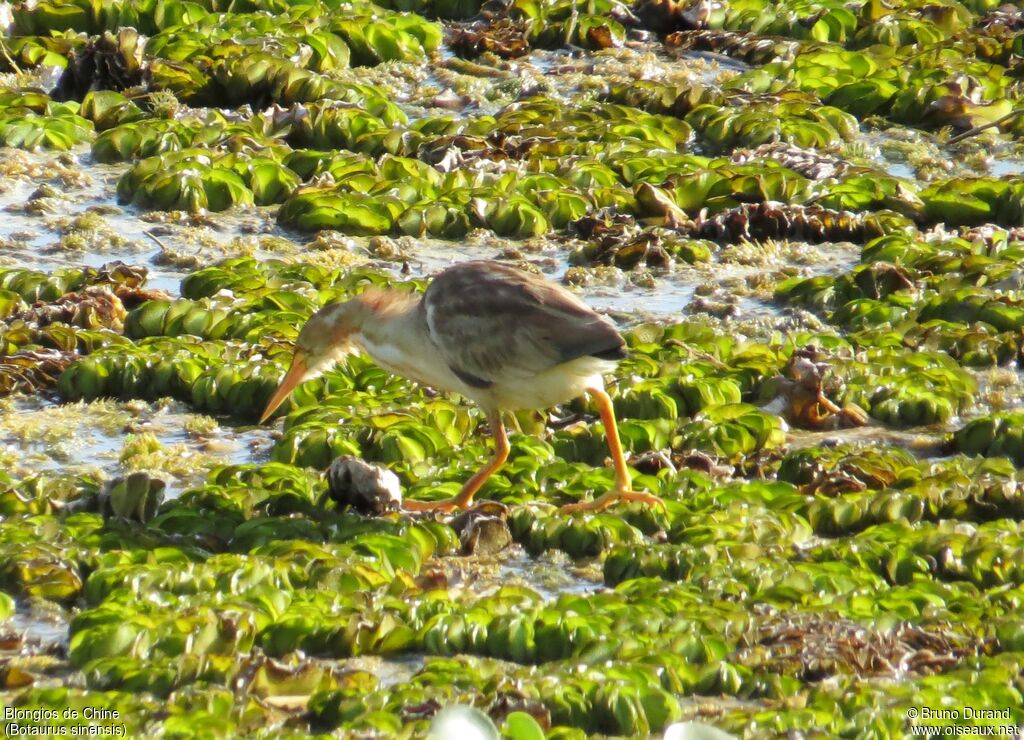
[354,333,615,412]
[354,332,469,395]
[488,357,613,410]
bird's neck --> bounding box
[350,289,425,354]
[351,291,448,388]
[356,288,419,318]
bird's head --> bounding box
[259,300,362,423]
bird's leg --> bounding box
[403,409,509,513]
[560,388,665,514]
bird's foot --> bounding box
[560,488,665,514]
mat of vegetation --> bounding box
[2,0,1024,736]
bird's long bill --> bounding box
[259,351,309,424]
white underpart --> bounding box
[355,332,613,412]
[484,356,613,411]
[355,332,473,395]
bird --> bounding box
[258,260,664,514]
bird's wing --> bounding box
[421,261,625,387]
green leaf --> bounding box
[504,711,546,740]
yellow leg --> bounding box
[560,387,665,514]
[403,409,509,513]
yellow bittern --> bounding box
[260,261,663,513]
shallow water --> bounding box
[344,653,427,688]
[991,156,1024,178]
[0,143,842,334]
[4,9,1024,737]
[0,395,277,498]
[0,126,935,535]
[6,609,68,650]
[785,424,947,458]
[495,549,603,601]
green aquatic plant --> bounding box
[0,33,84,71]
[0,93,94,150]
[686,98,857,150]
[674,403,786,460]
[921,177,1024,227]
[954,412,1024,466]
[117,148,307,211]
[835,350,975,427]
[93,118,209,163]
[5,0,1024,732]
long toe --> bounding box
[560,488,665,514]
[402,498,461,513]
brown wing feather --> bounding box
[421,261,625,385]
